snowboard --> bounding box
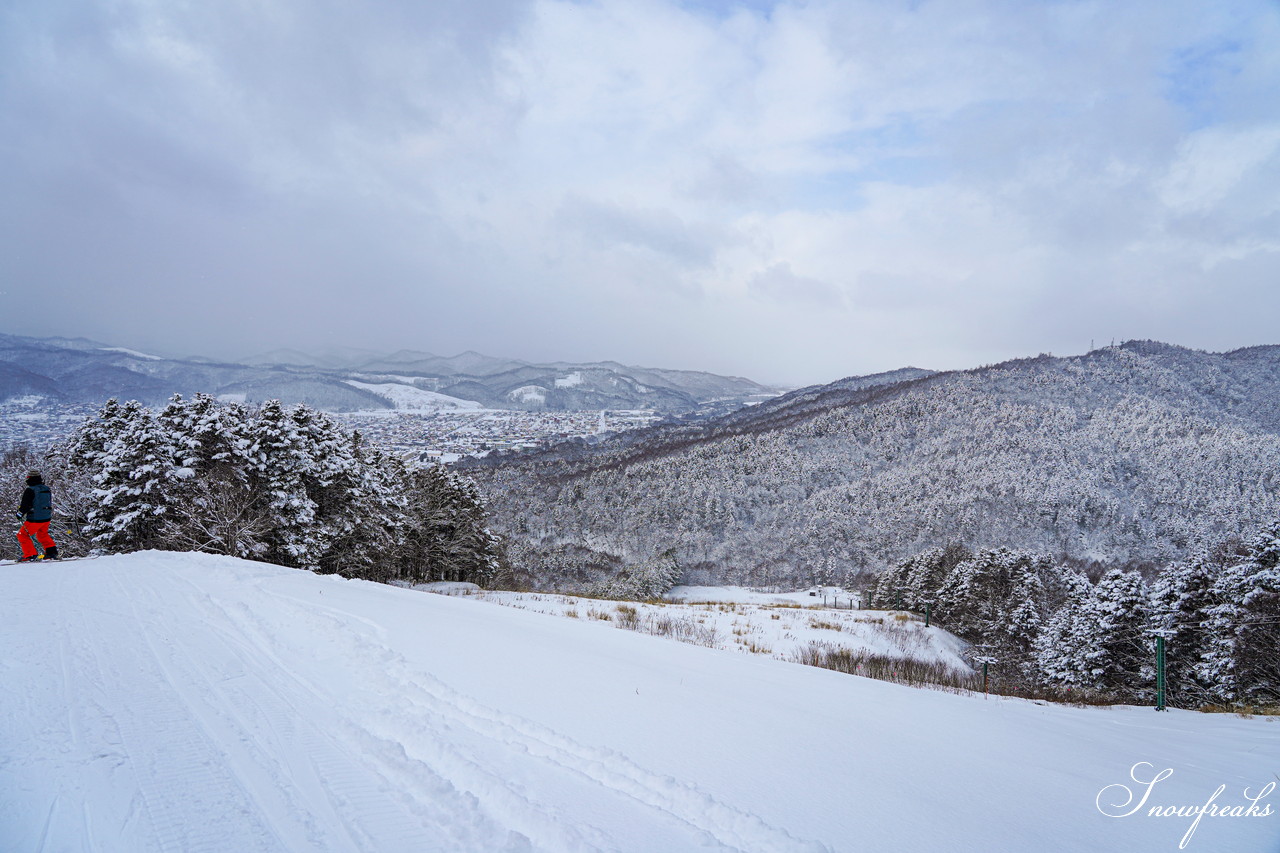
[1,555,98,566]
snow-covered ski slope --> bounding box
[2,553,1276,853]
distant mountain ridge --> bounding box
[462,342,1280,588]
[0,334,782,413]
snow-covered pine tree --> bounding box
[907,543,970,610]
[444,471,502,587]
[287,405,366,574]
[870,544,972,611]
[869,559,910,610]
[157,393,268,558]
[933,547,1048,675]
[1226,529,1280,706]
[1001,568,1046,679]
[319,430,408,580]
[1081,568,1151,700]
[85,400,178,552]
[249,400,323,569]
[63,398,130,470]
[1149,552,1225,707]
[1031,567,1096,690]
[1196,525,1280,706]
[632,549,682,600]
[399,463,500,585]
[592,549,681,601]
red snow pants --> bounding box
[17,521,56,558]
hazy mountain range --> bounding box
[462,341,1280,588]
[0,334,781,413]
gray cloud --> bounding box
[556,196,720,270]
[1,0,1278,387]
[750,262,843,307]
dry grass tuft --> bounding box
[787,642,1125,706]
[1199,704,1280,717]
[615,604,641,629]
[789,642,975,692]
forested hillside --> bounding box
[466,342,1280,588]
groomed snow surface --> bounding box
[2,553,1277,853]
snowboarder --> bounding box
[15,469,58,562]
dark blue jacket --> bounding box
[19,478,52,523]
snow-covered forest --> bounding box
[467,342,1280,589]
[6,393,503,585]
[867,532,1280,708]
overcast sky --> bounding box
[2,0,1277,386]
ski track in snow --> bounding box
[4,553,1278,853]
[1,558,826,853]
[206,575,825,852]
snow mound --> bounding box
[99,346,162,360]
[345,380,483,411]
[508,385,547,405]
[418,581,483,596]
[2,552,1276,852]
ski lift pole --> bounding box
[1148,627,1174,712]
[1156,636,1167,712]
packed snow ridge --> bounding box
[2,552,1277,852]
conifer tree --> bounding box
[158,394,267,557]
[592,549,681,601]
[400,463,500,585]
[933,547,1047,674]
[290,404,361,572]
[322,432,407,579]
[1082,569,1151,700]
[64,398,130,470]
[85,401,177,551]
[1032,568,1096,690]
[250,400,322,568]
[1196,526,1280,705]
[1149,553,1221,707]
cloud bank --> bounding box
[1,0,1277,384]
